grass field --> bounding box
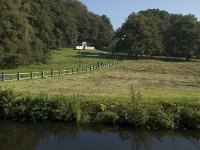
[0,48,114,73]
[1,49,200,103]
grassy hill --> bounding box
[0,48,114,73]
[1,49,200,103]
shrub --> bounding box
[0,89,199,129]
[96,111,119,124]
[0,89,16,118]
[145,104,174,129]
[48,96,71,121]
[10,97,29,121]
[125,103,149,127]
[178,107,200,129]
[28,94,50,121]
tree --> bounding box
[0,0,39,68]
[139,9,170,55]
[115,13,163,57]
[65,0,114,49]
[0,0,115,69]
[28,0,55,49]
[168,15,200,60]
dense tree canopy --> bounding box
[0,0,114,68]
[115,9,200,60]
[116,13,163,57]
[168,15,200,60]
[1,2,200,69]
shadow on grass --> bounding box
[71,50,199,62]
[72,51,127,60]
[153,56,200,62]
[153,57,188,62]
[126,55,199,62]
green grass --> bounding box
[1,51,200,103]
[0,50,200,128]
[0,48,114,73]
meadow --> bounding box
[0,48,114,73]
[0,48,200,103]
[0,48,200,129]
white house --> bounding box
[76,42,95,50]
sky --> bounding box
[80,0,200,30]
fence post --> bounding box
[86,67,87,73]
[42,70,45,78]
[51,70,53,77]
[31,71,33,79]
[66,69,68,75]
[59,69,61,76]
[77,68,79,73]
[2,72,5,82]
[72,69,74,74]
[17,72,20,81]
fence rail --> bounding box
[0,60,124,82]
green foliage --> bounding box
[96,111,119,124]
[0,89,199,129]
[116,13,163,57]
[145,104,174,129]
[167,15,200,60]
[178,106,200,129]
[130,84,142,105]
[0,88,16,118]
[65,0,114,49]
[115,9,200,60]
[29,94,50,121]
[0,0,114,69]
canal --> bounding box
[0,121,199,150]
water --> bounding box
[0,121,199,150]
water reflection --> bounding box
[0,121,199,150]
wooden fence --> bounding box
[0,60,123,82]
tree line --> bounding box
[0,0,114,69]
[1,2,200,69]
[115,9,200,60]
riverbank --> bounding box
[0,89,199,129]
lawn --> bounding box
[1,49,200,103]
[0,48,114,73]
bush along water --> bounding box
[0,88,199,129]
